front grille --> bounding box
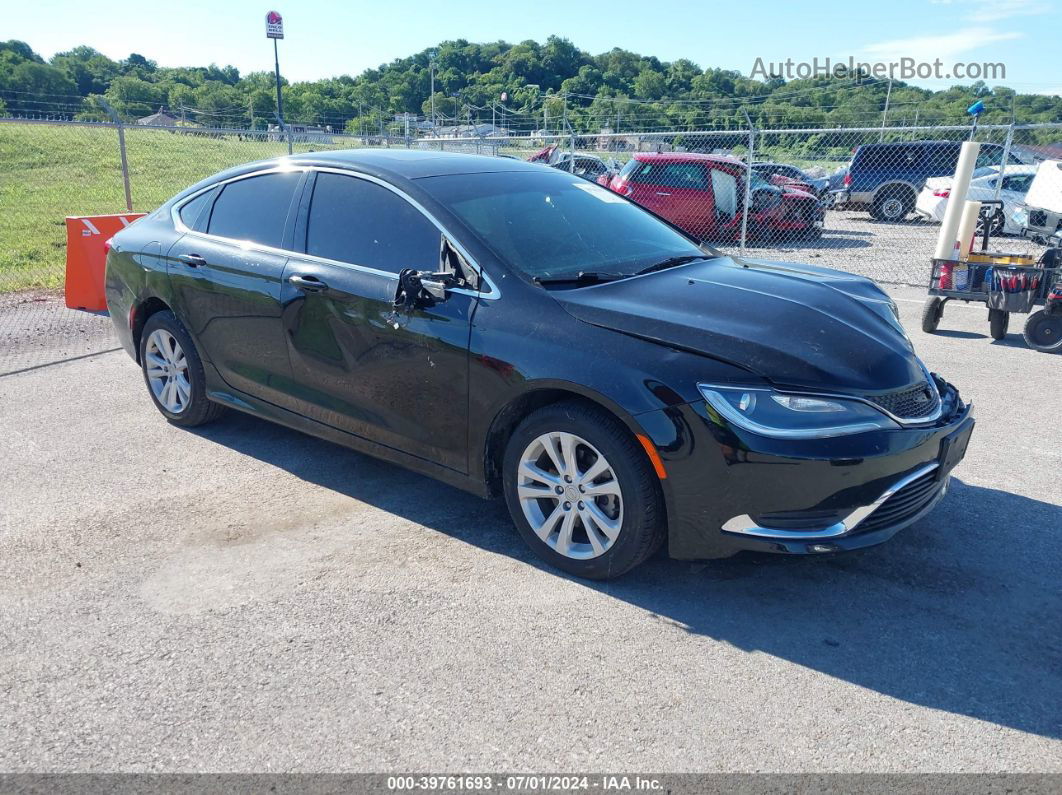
[864,382,939,420]
[855,469,943,534]
[1030,209,1047,228]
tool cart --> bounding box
[921,200,1061,350]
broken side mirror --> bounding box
[393,268,457,311]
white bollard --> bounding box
[956,200,983,259]
[932,141,981,261]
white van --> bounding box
[1016,159,1062,244]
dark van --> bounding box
[835,140,1027,222]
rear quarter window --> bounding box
[177,187,217,232]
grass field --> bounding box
[0,123,335,292]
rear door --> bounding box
[167,169,306,407]
[280,171,477,472]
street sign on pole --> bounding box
[266,10,287,153]
[266,10,284,39]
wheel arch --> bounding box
[873,180,918,203]
[130,295,174,364]
[479,381,658,500]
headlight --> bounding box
[1012,206,1029,227]
[698,384,899,439]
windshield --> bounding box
[419,170,707,280]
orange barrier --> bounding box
[65,213,145,311]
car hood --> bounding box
[553,256,923,394]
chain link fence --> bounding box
[2,116,1060,372]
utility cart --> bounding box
[921,200,1061,349]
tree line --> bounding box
[2,36,1060,136]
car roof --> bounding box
[168,148,548,206]
[285,148,542,179]
[633,151,744,167]
[859,140,961,149]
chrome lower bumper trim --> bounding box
[721,461,943,540]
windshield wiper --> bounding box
[634,254,710,276]
[533,270,632,286]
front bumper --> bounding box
[637,379,974,559]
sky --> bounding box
[6,0,1060,95]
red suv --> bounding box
[604,153,823,242]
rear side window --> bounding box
[1002,175,1033,192]
[305,173,440,273]
[207,172,303,249]
[633,163,709,190]
[922,144,960,172]
[178,187,217,232]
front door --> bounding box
[627,161,717,240]
[280,171,476,472]
[166,170,306,407]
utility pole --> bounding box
[879,78,892,142]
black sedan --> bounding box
[105,150,974,579]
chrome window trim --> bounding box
[170,164,500,299]
[722,460,945,540]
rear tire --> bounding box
[1022,309,1062,352]
[872,186,914,222]
[989,308,1010,341]
[502,401,665,579]
[139,311,225,427]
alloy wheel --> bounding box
[881,197,904,220]
[517,431,624,560]
[144,329,191,414]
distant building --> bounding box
[136,108,179,127]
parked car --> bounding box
[606,152,824,242]
[527,144,617,182]
[752,162,829,198]
[105,150,973,579]
[1014,159,1062,245]
[915,165,1037,235]
[835,140,1028,222]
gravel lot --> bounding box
[0,281,1060,773]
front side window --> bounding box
[305,173,440,273]
[207,172,303,249]
[419,170,707,280]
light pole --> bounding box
[429,51,436,134]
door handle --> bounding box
[288,274,328,292]
[177,253,206,268]
[655,191,672,196]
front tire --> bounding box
[1023,309,1062,352]
[922,297,944,333]
[502,401,665,579]
[989,308,1010,341]
[139,310,225,427]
